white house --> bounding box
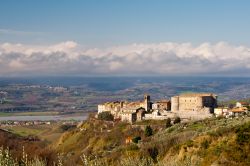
[214,107,228,117]
[236,102,249,108]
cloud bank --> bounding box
[0,41,250,76]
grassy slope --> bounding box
[3,125,46,136]
[0,129,58,166]
[55,116,250,166]
[2,123,64,144]
[151,117,250,166]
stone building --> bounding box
[171,93,217,112]
[214,107,229,117]
[171,93,217,119]
[120,107,146,123]
[98,93,218,122]
[97,101,124,119]
[152,100,171,111]
[98,94,151,121]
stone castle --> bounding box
[98,93,217,123]
[171,93,217,119]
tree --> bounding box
[97,112,114,121]
[173,116,181,124]
[145,125,153,137]
[148,147,159,162]
[165,118,172,128]
[132,136,141,144]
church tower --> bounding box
[144,94,150,111]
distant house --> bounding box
[214,107,228,117]
[121,112,137,123]
[121,107,146,123]
[236,102,249,108]
[229,107,248,117]
[152,100,171,111]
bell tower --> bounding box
[144,94,150,111]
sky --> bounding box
[0,0,250,76]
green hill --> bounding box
[54,115,250,166]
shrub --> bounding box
[120,155,154,166]
[144,126,153,137]
[97,112,114,121]
[0,147,46,166]
[201,139,209,149]
[173,117,181,124]
[132,136,141,144]
[60,124,76,131]
[147,147,158,162]
[236,122,250,145]
[186,140,194,147]
[126,144,139,151]
[166,118,172,128]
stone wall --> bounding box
[171,93,217,112]
[179,96,203,111]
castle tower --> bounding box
[144,94,150,111]
[171,96,179,112]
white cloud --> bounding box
[0,41,250,76]
[9,60,25,69]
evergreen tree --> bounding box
[145,125,153,137]
[97,112,114,121]
[166,118,172,128]
[173,116,181,124]
[132,136,141,144]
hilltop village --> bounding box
[98,93,249,123]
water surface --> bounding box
[0,115,88,121]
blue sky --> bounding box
[1,0,250,46]
[1,0,250,76]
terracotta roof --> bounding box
[238,102,249,105]
[230,107,248,112]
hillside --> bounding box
[55,115,250,166]
[0,129,58,166]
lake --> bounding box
[0,115,88,121]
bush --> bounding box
[147,147,158,162]
[0,147,46,166]
[145,126,153,137]
[173,117,181,124]
[166,118,172,128]
[97,112,114,121]
[236,122,250,145]
[132,136,141,144]
[60,124,76,131]
[186,140,194,147]
[126,144,139,151]
[120,155,154,166]
[201,139,209,149]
